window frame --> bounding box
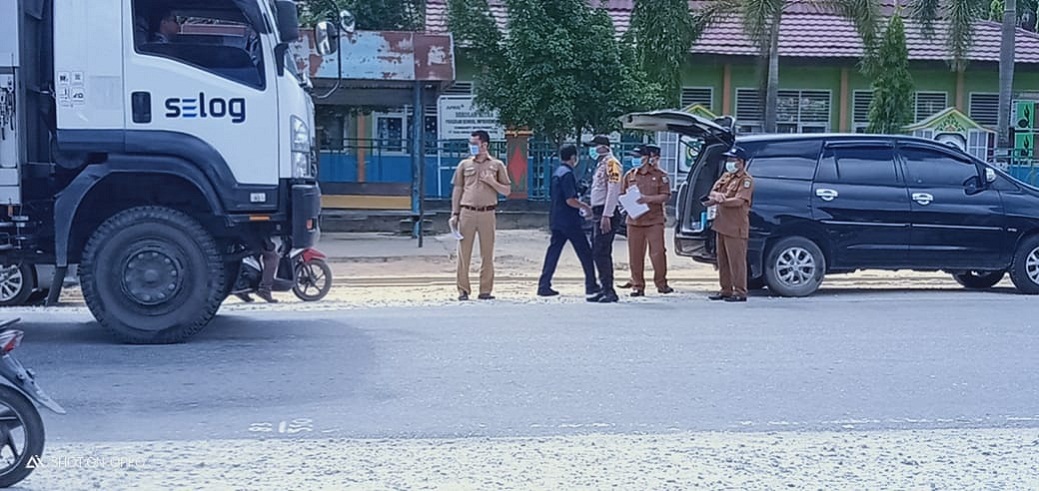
[818,143,903,186]
[852,90,873,133]
[680,87,714,110]
[914,91,948,123]
[373,107,440,155]
[130,1,269,91]
[897,143,981,188]
[968,92,1000,127]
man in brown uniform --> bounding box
[620,145,674,297]
[704,146,754,302]
[450,130,512,301]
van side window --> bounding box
[745,140,821,180]
[132,0,266,90]
[824,146,899,186]
[900,147,979,187]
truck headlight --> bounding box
[291,116,313,178]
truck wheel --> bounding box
[952,271,1004,289]
[764,236,826,297]
[0,263,36,307]
[1009,235,1039,295]
[80,207,225,344]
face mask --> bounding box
[589,147,599,159]
[469,144,481,157]
[725,161,738,173]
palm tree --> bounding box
[694,0,1008,136]
[997,0,1017,154]
[694,0,884,133]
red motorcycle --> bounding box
[232,246,332,302]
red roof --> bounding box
[425,0,1039,64]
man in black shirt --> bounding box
[537,145,599,298]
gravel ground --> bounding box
[20,429,1039,490]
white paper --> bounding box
[449,219,464,240]
[619,187,651,219]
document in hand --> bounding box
[619,187,650,219]
[449,219,464,240]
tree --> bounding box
[448,0,660,143]
[998,0,1017,153]
[626,0,697,108]
[867,14,915,134]
[694,0,883,133]
[300,0,425,30]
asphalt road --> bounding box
[7,288,1038,444]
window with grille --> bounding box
[443,82,473,96]
[680,88,713,110]
[736,89,763,130]
[853,90,873,131]
[915,92,948,122]
[775,89,832,133]
[969,93,999,126]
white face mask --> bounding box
[725,161,738,173]
[469,144,481,157]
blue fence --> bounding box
[317,139,647,200]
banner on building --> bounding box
[437,96,506,141]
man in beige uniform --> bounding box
[450,130,512,301]
[620,145,674,297]
[704,146,754,302]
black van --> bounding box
[621,110,1039,297]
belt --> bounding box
[461,205,497,212]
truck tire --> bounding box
[0,263,36,307]
[1009,235,1039,295]
[80,207,225,344]
[764,236,826,297]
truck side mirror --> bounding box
[340,10,356,34]
[315,21,338,56]
[275,0,301,42]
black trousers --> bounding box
[591,205,621,294]
[538,226,598,293]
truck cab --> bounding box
[0,0,322,343]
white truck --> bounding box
[1,0,330,343]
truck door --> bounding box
[122,0,280,207]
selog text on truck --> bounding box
[0,0,325,343]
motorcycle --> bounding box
[0,318,65,488]
[232,246,333,303]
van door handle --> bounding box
[815,188,838,201]
[912,192,933,205]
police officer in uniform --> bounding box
[585,135,622,303]
[620,144,674,297]
[704,146,754,302]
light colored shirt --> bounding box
[452,156,511,208]
[590,153,622,215]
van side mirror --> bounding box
[964,176,983,195]
[275,0,301,42]
[315,21,338,55]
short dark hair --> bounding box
[471,130,490,144]
[559,144,577,162]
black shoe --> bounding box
[630,290,644,297]
[458,292,470,301]
[724,296,747,303]
[537,288,559,297]
[708,293,731,301]
[658,286,675,294]
[598,292,619,303]
[478,293,495,300]
[235,293,255,303]
[256,290,278,304]
[618,281,633,289]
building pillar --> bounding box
[722,64,733,114]
[956,70,966,111]
[839,68,850,132]
[505,129,531,200]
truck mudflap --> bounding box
[292,184,321,249]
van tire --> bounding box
[952,271,1004,289]
[764,236,826,297]
[1009,235,1039,294]
[80,206,225,344]
[0,263,36,307]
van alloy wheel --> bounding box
[775,247,816,287]
[1027,247,1039,285]
[1009,236,1039,294]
